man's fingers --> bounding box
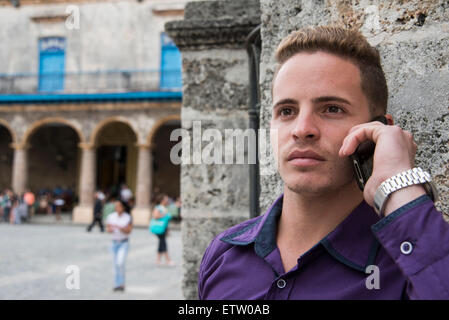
[346,119,385,135]
[340,126,376,156]
[341,124,406,157]
[341,122,386,156]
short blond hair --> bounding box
[274,26,388,115]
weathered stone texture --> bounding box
[166,0,260,299]
[166,0,261,50]
[182,50,250,111]
[180,113,251,215]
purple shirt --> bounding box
[198,195,449,299]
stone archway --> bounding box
[90,116,137,147]
[0,119,15,191]
[148,115,181,200]
[9,117,84,197]
[25,119,82,218]
[93,118,138,200]
[0,119,17,145]
[23,117,85,148]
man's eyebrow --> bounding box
[312,96,352,105]
[272,98,298,109]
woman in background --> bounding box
[152,193,175,266]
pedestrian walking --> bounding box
[150,193,175,266]
[87,191,105,232]
[106,200,133,292]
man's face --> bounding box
[271,51,372,195]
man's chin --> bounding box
[285,182,331,196]
[282,174,356,196]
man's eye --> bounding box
[326,105,343,113]
[279,107,294,117]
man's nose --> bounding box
[291,111,320,141]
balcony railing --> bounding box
[0,69,182,94]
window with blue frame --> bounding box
[38,37,66,92]
[160,33,182,90]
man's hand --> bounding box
[339,118,426,216]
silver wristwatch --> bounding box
[373,167,438,216]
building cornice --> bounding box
[0,100,181,113]
[165,0,260,50]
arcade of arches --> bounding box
[0,116,180,226]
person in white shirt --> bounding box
[106,200,133,292]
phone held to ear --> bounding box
[350,115,388,191]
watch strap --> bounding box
[373,167,438,216]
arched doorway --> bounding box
[150,119,181,201]
[0,123,14,191]
[26,122,81,218]
[94,121,138,200]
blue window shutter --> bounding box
[160,33,182,90]
[38,37,66,92]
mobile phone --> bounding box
[350,115,388,191]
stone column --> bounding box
[165,0,261,299]
[11,143,28,196]
[131,144,153,226]
[73,143,96,224]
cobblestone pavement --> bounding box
[0,219,184,300]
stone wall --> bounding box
[259,0,449,216]
[165,0,261,299]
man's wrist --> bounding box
[383,185,426,217]
[374,167,438,217]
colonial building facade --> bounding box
[0,0,191,225]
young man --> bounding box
[198,26,449,299]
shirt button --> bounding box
[276,279,286,289]
[400,241,413,255]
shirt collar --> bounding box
[220,194,381,273]
[220,194,283,247]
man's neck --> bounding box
[276,182,364,272]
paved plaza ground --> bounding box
[0,215,184,300]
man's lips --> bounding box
[287,150,325,162]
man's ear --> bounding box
[385,114,394,125]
